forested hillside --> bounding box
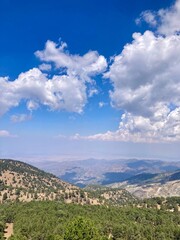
[0,201,180,239]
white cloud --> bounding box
[88,88,98,97]
[35,40,107,82]
[136,10,157,27]
[38,63,52,71]
[105,31,180,117]
[0,68,87,114]
[99,102,106,108]
[0,40,107,116]
[0,76,20,116]
[0,130,17,138]
[84,107,180,143]
[11,114,32,123]
[99,0,180,143]
[137,0,180,35]
[102,30,180,142]
[158,0,180,35]
[27,100,39,111]
[0,130,10,137]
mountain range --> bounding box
[30,158,180,199]
[1,158,180,202]
[0,159,136,205]
[31,158,180,186]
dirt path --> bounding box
[4,223,13,239]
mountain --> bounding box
[0,159,99,204]
[109,170,180,199]
[31,158,180,187]
[3,158,179,202]
[0,159,135,205]
[29,158,180,199]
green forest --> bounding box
[0,200,180,240]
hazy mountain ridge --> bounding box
[32,158,180,187]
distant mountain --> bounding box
[125,173,159,184]
[124,170,180,185]
[109,170,180,199]
[169,171,180,181]
[31,158,180,187]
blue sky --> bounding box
[0,0,180,161]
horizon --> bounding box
[0,0,180,162]
[1,156,180,164]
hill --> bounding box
[1,158,179,203]
[24,158,180,199]
[84,185,137,205]
[0,159,97,204]
[0,159,136,206]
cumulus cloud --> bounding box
[97,0,179,143]
[82,107,180,143]
[0,68,87,114]
[101,30,180,142]
[35,40,107,82]
[0,41,107,116]
[105,31,180,117]
[137,0,180,35]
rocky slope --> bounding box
[109,170,180,199]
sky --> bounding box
[0,0,180,162]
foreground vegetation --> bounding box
[0,200,180,240]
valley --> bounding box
[32,158,180,198]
